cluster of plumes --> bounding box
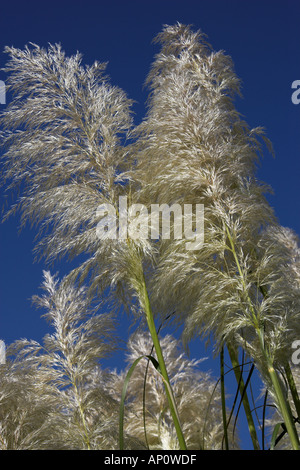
[0,272,235,450]
[0,272,123,450]
[1,23,300,449]
[132,24,300,373]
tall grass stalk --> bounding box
[226,226,300,450]
[220,347,229,450]
[257,330,300,450]
[140,273,187,450]
[226,343,260,450]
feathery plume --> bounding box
[132,23,300,448]
[1,271,120,449]
[109,332,239,450]
[0,42,186,448]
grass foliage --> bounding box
[0,23,300,450]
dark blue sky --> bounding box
[0,0,300,449]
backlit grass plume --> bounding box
[108,332,239,450]
[0,41,185,448]
[1,23,300,450]
[2,271,121,449]
[133,23,300,449]
[0,354,54,449]
[0,43,137,298]
[0,271,149,449]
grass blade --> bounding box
[270,423,283,450]
[119,354,160,450]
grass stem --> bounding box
[141,273,187,450]
[220,346,229,449]
[227,343,260,450]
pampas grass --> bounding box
[1,23,299,450]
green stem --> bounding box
[257,328,299,450]
[220,346,229,450]
[268,365,299,450]
[141,274,187,450]
[225,225,299,450]
[73,380,91,450]
[259,285,300,444]
[225,226,259,328]
[227,342,260,450]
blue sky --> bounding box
[0,0,300,449]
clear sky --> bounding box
[0,0,300,449]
